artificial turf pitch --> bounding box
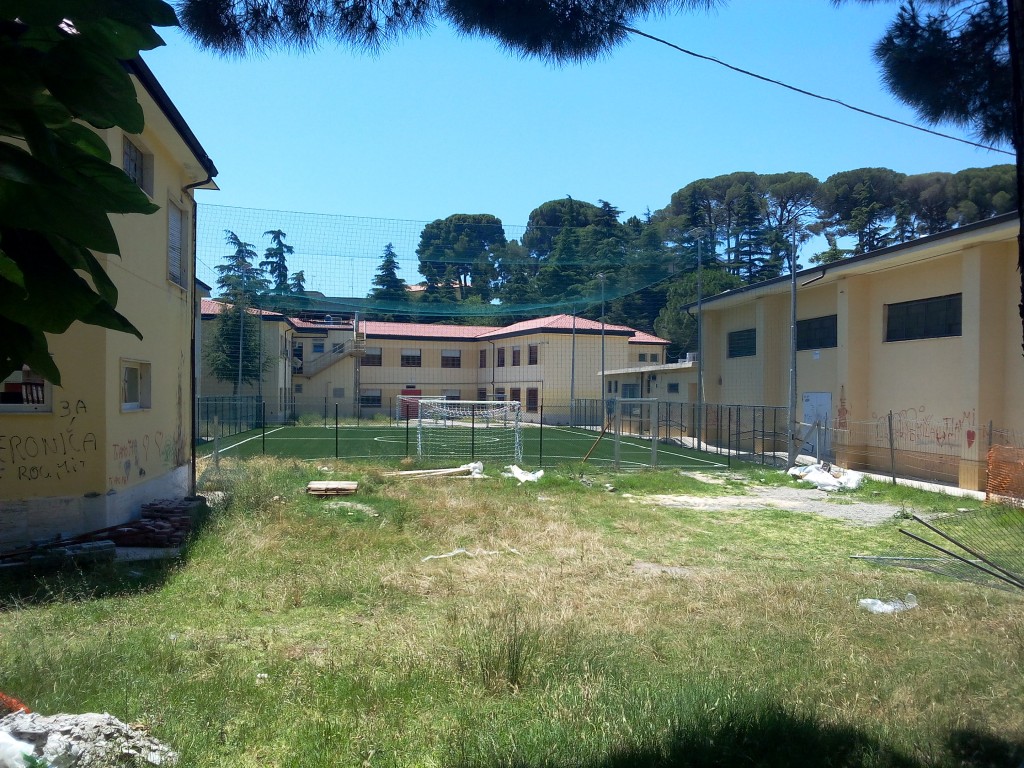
[197,423,729,470]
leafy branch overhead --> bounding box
[0,0,179,384]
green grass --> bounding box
[1,458,1022,767]
[197,423,732,471]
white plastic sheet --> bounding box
[788,462,863,491]
[503,465,545,484]
[858,593,918,614]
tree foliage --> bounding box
[176,0,722,61]
[260,229,294,292]
[368,242,411,320]
[0,1,178,383]
[206,231,269,393]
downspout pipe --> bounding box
[182,174,214,498]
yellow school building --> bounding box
[0,59,217,548]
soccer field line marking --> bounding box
[214,427,287,454]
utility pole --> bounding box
[599,274,606,422]
[695,232,704,452]
[787,226,799,468]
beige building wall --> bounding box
[695,216,1022,490]
[0,65,215,548]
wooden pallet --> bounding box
[306,481,359,496]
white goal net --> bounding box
[402,398,523,464]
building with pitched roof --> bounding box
[604,213,1024,490]
[197,306,670,424]
[0,59,217,549]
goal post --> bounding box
[403,398,523,464]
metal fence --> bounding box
[196,396,263,442]
[194,396,1022,495]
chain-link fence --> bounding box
[196,396,263,442]
[195,396,1023,498]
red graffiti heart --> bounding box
[966,429,976,448]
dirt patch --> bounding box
[631,483,899,526]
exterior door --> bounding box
[801,392,832,459]
[400,388,421,418]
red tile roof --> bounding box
[201,302,668,344]
[362,321,500,339]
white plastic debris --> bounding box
[421,547,521,562]
[858,593,918,614]
[503,465,544,484]
[0,731,34,768]
[788,462,863,490]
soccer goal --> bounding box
[403,398,523,464]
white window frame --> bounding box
[122,136,154,197]
[0,367,52,413]
[121,360,152,411]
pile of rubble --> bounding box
[0,711,177,767]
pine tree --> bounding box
[259,229,294,292]
[206,231,270,394]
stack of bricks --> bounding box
[79,497,202,548]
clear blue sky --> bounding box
[143,0,1011,292]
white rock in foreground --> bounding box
[0,712,177,767]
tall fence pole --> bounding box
[261,401,266,455]
[335,402,339,459]
[727,406,733,468]
[888,410,897,484]
[539,404,544,468]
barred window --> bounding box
[528,344,539,365]
[479,349,487,368]
[512,346,521,366]
[363,347,382,366]
[497,347,506,367]
[797,315,838,350]
[727,328,756,358]
[401,348,422,367]
[441,349,461,369]
[510,387,521,403]
[526,388,539,412]
[885,293,962,342]
[360,388,382,407]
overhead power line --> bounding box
[624,25,1013,157]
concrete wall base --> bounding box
[0,464,190,550]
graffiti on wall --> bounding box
[0,399,97,482]
[108,430,179,487]
[873,405,977,448]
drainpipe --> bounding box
[181,175,212,498]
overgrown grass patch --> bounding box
[1,458,1022,767]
